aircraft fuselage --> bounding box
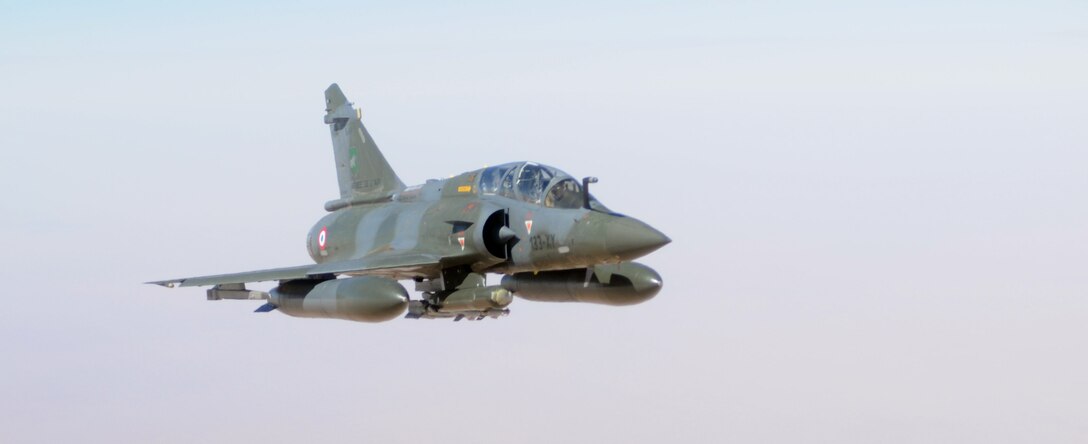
[306,165,669,279]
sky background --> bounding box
[1,1,1086,442]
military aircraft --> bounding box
[150,84,670,322]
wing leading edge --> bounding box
[147,254,443,288]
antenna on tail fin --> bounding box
[323,83,406,211]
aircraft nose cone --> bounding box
[604,218,671,260]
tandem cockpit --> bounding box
[477,162,611,212]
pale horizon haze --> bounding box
[1,1,1086,443]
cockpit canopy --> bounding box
[478,162,607,211]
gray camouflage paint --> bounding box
[151,84,670,321]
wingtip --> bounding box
[146,280,180,288]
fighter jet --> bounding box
[150,84,670,322]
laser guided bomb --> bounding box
[150,84,670,323]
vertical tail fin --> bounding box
[323,84,405,209]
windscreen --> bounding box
[478,162,609,211]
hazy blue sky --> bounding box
[1,1,1086,442]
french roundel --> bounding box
[318,227,328,250]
